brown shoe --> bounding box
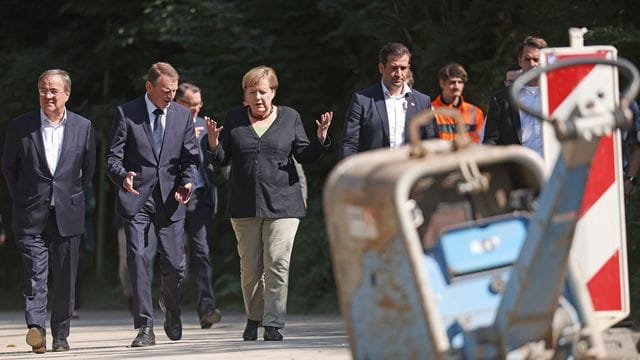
[26,326,46,354]
[199,308,222,329]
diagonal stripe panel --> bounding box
[578,135,615,217]
[547,51,609,114]
[587,250,622,310]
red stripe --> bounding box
[578,135,615,217]
[587,250,622,311]
[546,51,609,114]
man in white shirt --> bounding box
[483,36,549,157]
[1,69,96,353]
[341,42,438,158]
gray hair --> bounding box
[38,69,71,91]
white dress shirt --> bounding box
[144,94,167,133]
[41,109,67,205]
[382,81,412,149]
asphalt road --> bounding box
[0,310,350,359]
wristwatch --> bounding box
[624,175,637,186]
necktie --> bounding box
[152,108,164,153]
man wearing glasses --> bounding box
[1,69,96,353]
[174,83,222,329]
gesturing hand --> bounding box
[205,116,224,151]
[123,171,139,195]
[315,111,333,143]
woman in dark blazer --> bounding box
[205,66,332,341]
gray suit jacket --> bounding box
[105,96,199,221]
[340,83,438,159]
[1,110,96,236]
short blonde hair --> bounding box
[242,66,279,91]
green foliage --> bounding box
[2,0,640,315]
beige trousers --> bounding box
[230,217,300,328]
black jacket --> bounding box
[207,106,329,218]
[483,87,522,146]
[2,110,96,236]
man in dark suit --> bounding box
[340,42,438,159]
[1,69,96,353]
[174,82,222,329]
[482,36,548,156]
[106,62,199,347]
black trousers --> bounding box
[122,186,186,329]
[16,208,80,339]
[184,187,216,315]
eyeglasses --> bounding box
[38,88,64,96]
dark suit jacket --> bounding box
[482,87,522,146]
[1,110,96,237]
[105,96,199,221]
[340,83,438,159]
[194,116,217,209]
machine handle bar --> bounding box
[509,57,640,129]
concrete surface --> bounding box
[0,310,351,359]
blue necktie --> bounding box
[152,108,164,153]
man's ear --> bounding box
[378,63,384,75]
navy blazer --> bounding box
[194,116,217,209]
[340,83,438,159]
[482,86,522,146]
[1,110,96,237]
[105,96,199,221]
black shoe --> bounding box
[242,319,261,341]
[199,308,222,329]
[131,326,155,347]
[159,297,182,341]
[263,326,283,341]
[26,326,46,354]
[52,338,70,352]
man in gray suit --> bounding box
[340,42,438,159]
[174,82,222,329]
[1,69,96,353]
[106,62,199,347]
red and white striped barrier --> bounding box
[540,46,629,329]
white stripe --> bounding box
[572,185,622,280]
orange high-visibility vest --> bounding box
[432,95,484,143]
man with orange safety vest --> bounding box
[431,62,484,143]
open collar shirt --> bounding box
[381,81,412,149]
[518,86,543,157]
[40,108,67,205]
